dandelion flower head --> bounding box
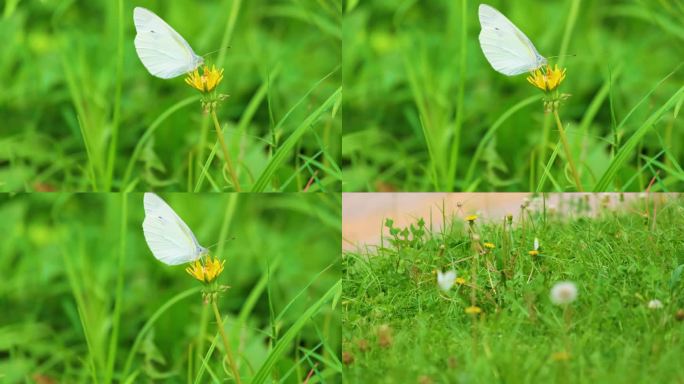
[186,255,225,283]
[527,64,566,92]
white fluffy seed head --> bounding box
[647,299,663,309]
[437,270,456,292]
[550,281,578,305]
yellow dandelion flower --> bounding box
[455,277,466,285]
[551,351,571,361]
[465,214,478,223]
[465,306,482,315]
[185,255,225,283]
[529,250,539,256]
[484,242,495,249]
[527,64,566,92]
[185,65,224,93]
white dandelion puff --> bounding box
[550,281,578,305]
[647,299,663,309]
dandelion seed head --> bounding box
[647,299,663,309]
[550,281,578,305]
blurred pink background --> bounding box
[342,193,675,251]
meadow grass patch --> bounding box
[343,194,684,383]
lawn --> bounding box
[343,193,684,383]
[0,193,341,383]
[0,0,341,192]
[342,0,684,192]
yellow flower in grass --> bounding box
[465,306,482,315]
[185,65,224,93]
[455,277,467,285]
[186,255,225,283]
[551,351,571,361]
[527,64,566,92]
[528,250,540,256]
[465,215,478,223]
[483,242,495,249]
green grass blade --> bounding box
[251,86,341,192]
[594,83,684,191]
[121,287,201,380]
[122,96,199,189]
[104,0,125,191]
[465,95,541,186]
[250,280,341,384]
[104,193,127,384]
[446,0,468,189]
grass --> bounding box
[0,0,341,192]
[342,0,684,191]
[0,193,341,383]
[342,194,684,383]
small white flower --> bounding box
[437,270,456,292]
[647,299,663,309]
[550,281,578,305]
[534,237,540,251]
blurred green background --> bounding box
[343,0,684,192]
[0,0,341,192]
[0,193,341,383]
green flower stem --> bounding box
[211,299,242,384]
[554,110,583,192]
[211,110,241,192]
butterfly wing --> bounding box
[143,193,206,265]
[133,7,204,79]
[478,4,546,76]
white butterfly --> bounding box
[133,7,204,79]
[478,4,546,76]
[143,193,208,265]
[534,237,540,251]
[437,270,457,292]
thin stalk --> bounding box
[554,110,583,191]
[469,237,478,358]
[211,300,242,384]
[211,110,241,191]
[447,0,468,190]
[105,0,124,191]
[195,305,210,377]
[197,0,243,181]
[104,192,127,384]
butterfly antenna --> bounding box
[546,53,577,60]
[202,45,232,59]
[207,236,237,250]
